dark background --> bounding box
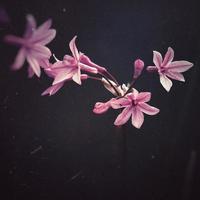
[0,0,200,199]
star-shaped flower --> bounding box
[4,14,56,77]
[147,47,193,91]
[111,89,159,128]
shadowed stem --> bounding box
[104,70,119,86]
[99,72,121,96]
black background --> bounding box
[0,0,200,199]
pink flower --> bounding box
[133,59,144,79]
[111,89,159,128]
[4,14,56,77]
[147,47,193,92]
[41,59,88,96]
[61,36,106,85]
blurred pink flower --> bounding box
[4,14,56,77]
[147,47,193,91]
[111,89,159,128]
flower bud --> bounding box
[133,59,144,79]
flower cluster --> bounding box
[4,14,194,129]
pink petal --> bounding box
[136,92,151,103]
[79,53,106,72]
[159,74,172,92]
[111,97,131,109]
[168,61,193,72]
[53,69,75,85]
[114,106,132,126]
[166,71,185,82]
[72,67,81,85]
[138,103,160,115]
[26,55,41,77]
[24,14,36,38]
[162,47,174,66]
[33,29,56,45]
[153,51,163,67]
[31,44,51,59]
[32,19,52,39]
[93,102,110,114]
[131,107,144,129]
[11,48,26,70]
[69,36,79,60]
[42,82,64,96]
[79,63,98,74]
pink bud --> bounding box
[133,59,144,79]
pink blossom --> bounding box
[111,89,159,128]
[41,59,88,96]
[133,59,144,79]
[4,14,56,77]
[61,36,106,85]
[147,47,193,91]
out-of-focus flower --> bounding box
[111,89,159,128]
[4,14,56,77]
[147,47,193,92]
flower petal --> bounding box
[79,53,106,72]
[69,36,79,60]
[32,19,52,38]
[24,14,36,38]
[168,61,193,72]
[166,71,185,82]
[136,92,151,103]
[72,67,81,85]
[131,107,144,129]
[31,44,51,59]
[11,48,26,70]
[93,102,110,114]
[138,103,160,115]
[42,82,64,96]
[26,55,41,77]
[111,97,131,109]
[114,106,132,126]
[159,74,172,92]
[162,47,174,66]
[33,29,56,45]
[153,51,163,67]
[79,63,98,74]
[53,70,75,85]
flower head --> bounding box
[4,14,56,77]
[111,89,159,128]
[147,47,193,91]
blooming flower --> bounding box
[111,89,159,128]
[147,47,193,91]
[41,59,88,96]
[61,36,107,85]
[4,14,56,77]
